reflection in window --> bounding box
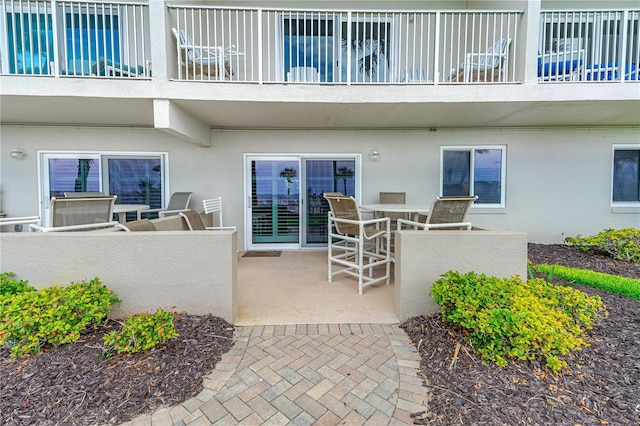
[442,147,504,206]
[613,148,640,203]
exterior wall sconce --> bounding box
[10,149,25,160]
[369,149,380,161]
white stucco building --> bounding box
[1,0,639,250]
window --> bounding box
[612,146,640,204]
[441,146,506,207]
[40,151,168,223]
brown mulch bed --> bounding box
[402,243,640,426]
[0,314,234,426]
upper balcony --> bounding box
[1,1,639,132]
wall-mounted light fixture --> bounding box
[369,149,380,161]
[10,149,25,160]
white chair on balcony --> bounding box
[172,28,232,79]
[450,38,511,83]
[287,66,320,83]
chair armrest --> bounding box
[159,209,190,218]
[397,219,472,231]
[29,221,119,232]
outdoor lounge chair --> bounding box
[537,49,585,81]
[29,196,118,232]
[91,57,151,78]
[397,196,477,231]
[324,194,391,295]
[140,192,192,219]
[450,38,511,82]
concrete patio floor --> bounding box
[236,250,397,326]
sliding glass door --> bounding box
[245,155,358,250]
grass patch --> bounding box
[534,264,640,300]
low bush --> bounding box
[103,309,178,355]
[0,277,121,357]
[534,264,640,300]
[431,271,606,373]
[565,227,640,262]
[0,272,36,296]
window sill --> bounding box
[611,206,640,214]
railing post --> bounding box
[433,11,440,85]
[51,0,60,77]
[620,10,628,84]
[258,9,263,84]
[346,11,351,85]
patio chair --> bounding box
[30,196,118,232]
[397,196,477,231]
[140,192,192,219]
[172,28,238,79]
[450,38,511,82]
[537,49,585,81]
[324,194,391,295]
[180,209,236,231]
[287,66,320,83]
[203,197,236,230]
[91,57,151,78]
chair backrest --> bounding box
[172,28,197,62]
[323,194,362,236]
[379,192,406,223]
[49,196,117,228]
[63,192,106,198]
[203,197,223,227]
[426,196,478,227]
[166,192,193,210]
[288,66,319,82]
[179,210,207,231]
[480,38,510,68]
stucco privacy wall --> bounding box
[0,230,238,322]
[394,229,528,321]
[1,125,638,247]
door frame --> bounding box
[243,153,361,251]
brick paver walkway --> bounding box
[121,323,430,425]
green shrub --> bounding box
[534,264,640,300]
[565,227,640,262]
[0,277,121,357]
[103,309,178,354]
[431,271,606,373]
[0,272,36,296]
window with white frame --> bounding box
[441,146,506,207]
[40,151,168,222]
[612,145,640,204]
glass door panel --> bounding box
[250,159,300,245]
[304,159,356,246]
[340,18,392,83]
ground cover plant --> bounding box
[431,271,606,373]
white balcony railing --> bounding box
[539,10,640,82]
[169,6,522,85]
[0,0,151,78]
